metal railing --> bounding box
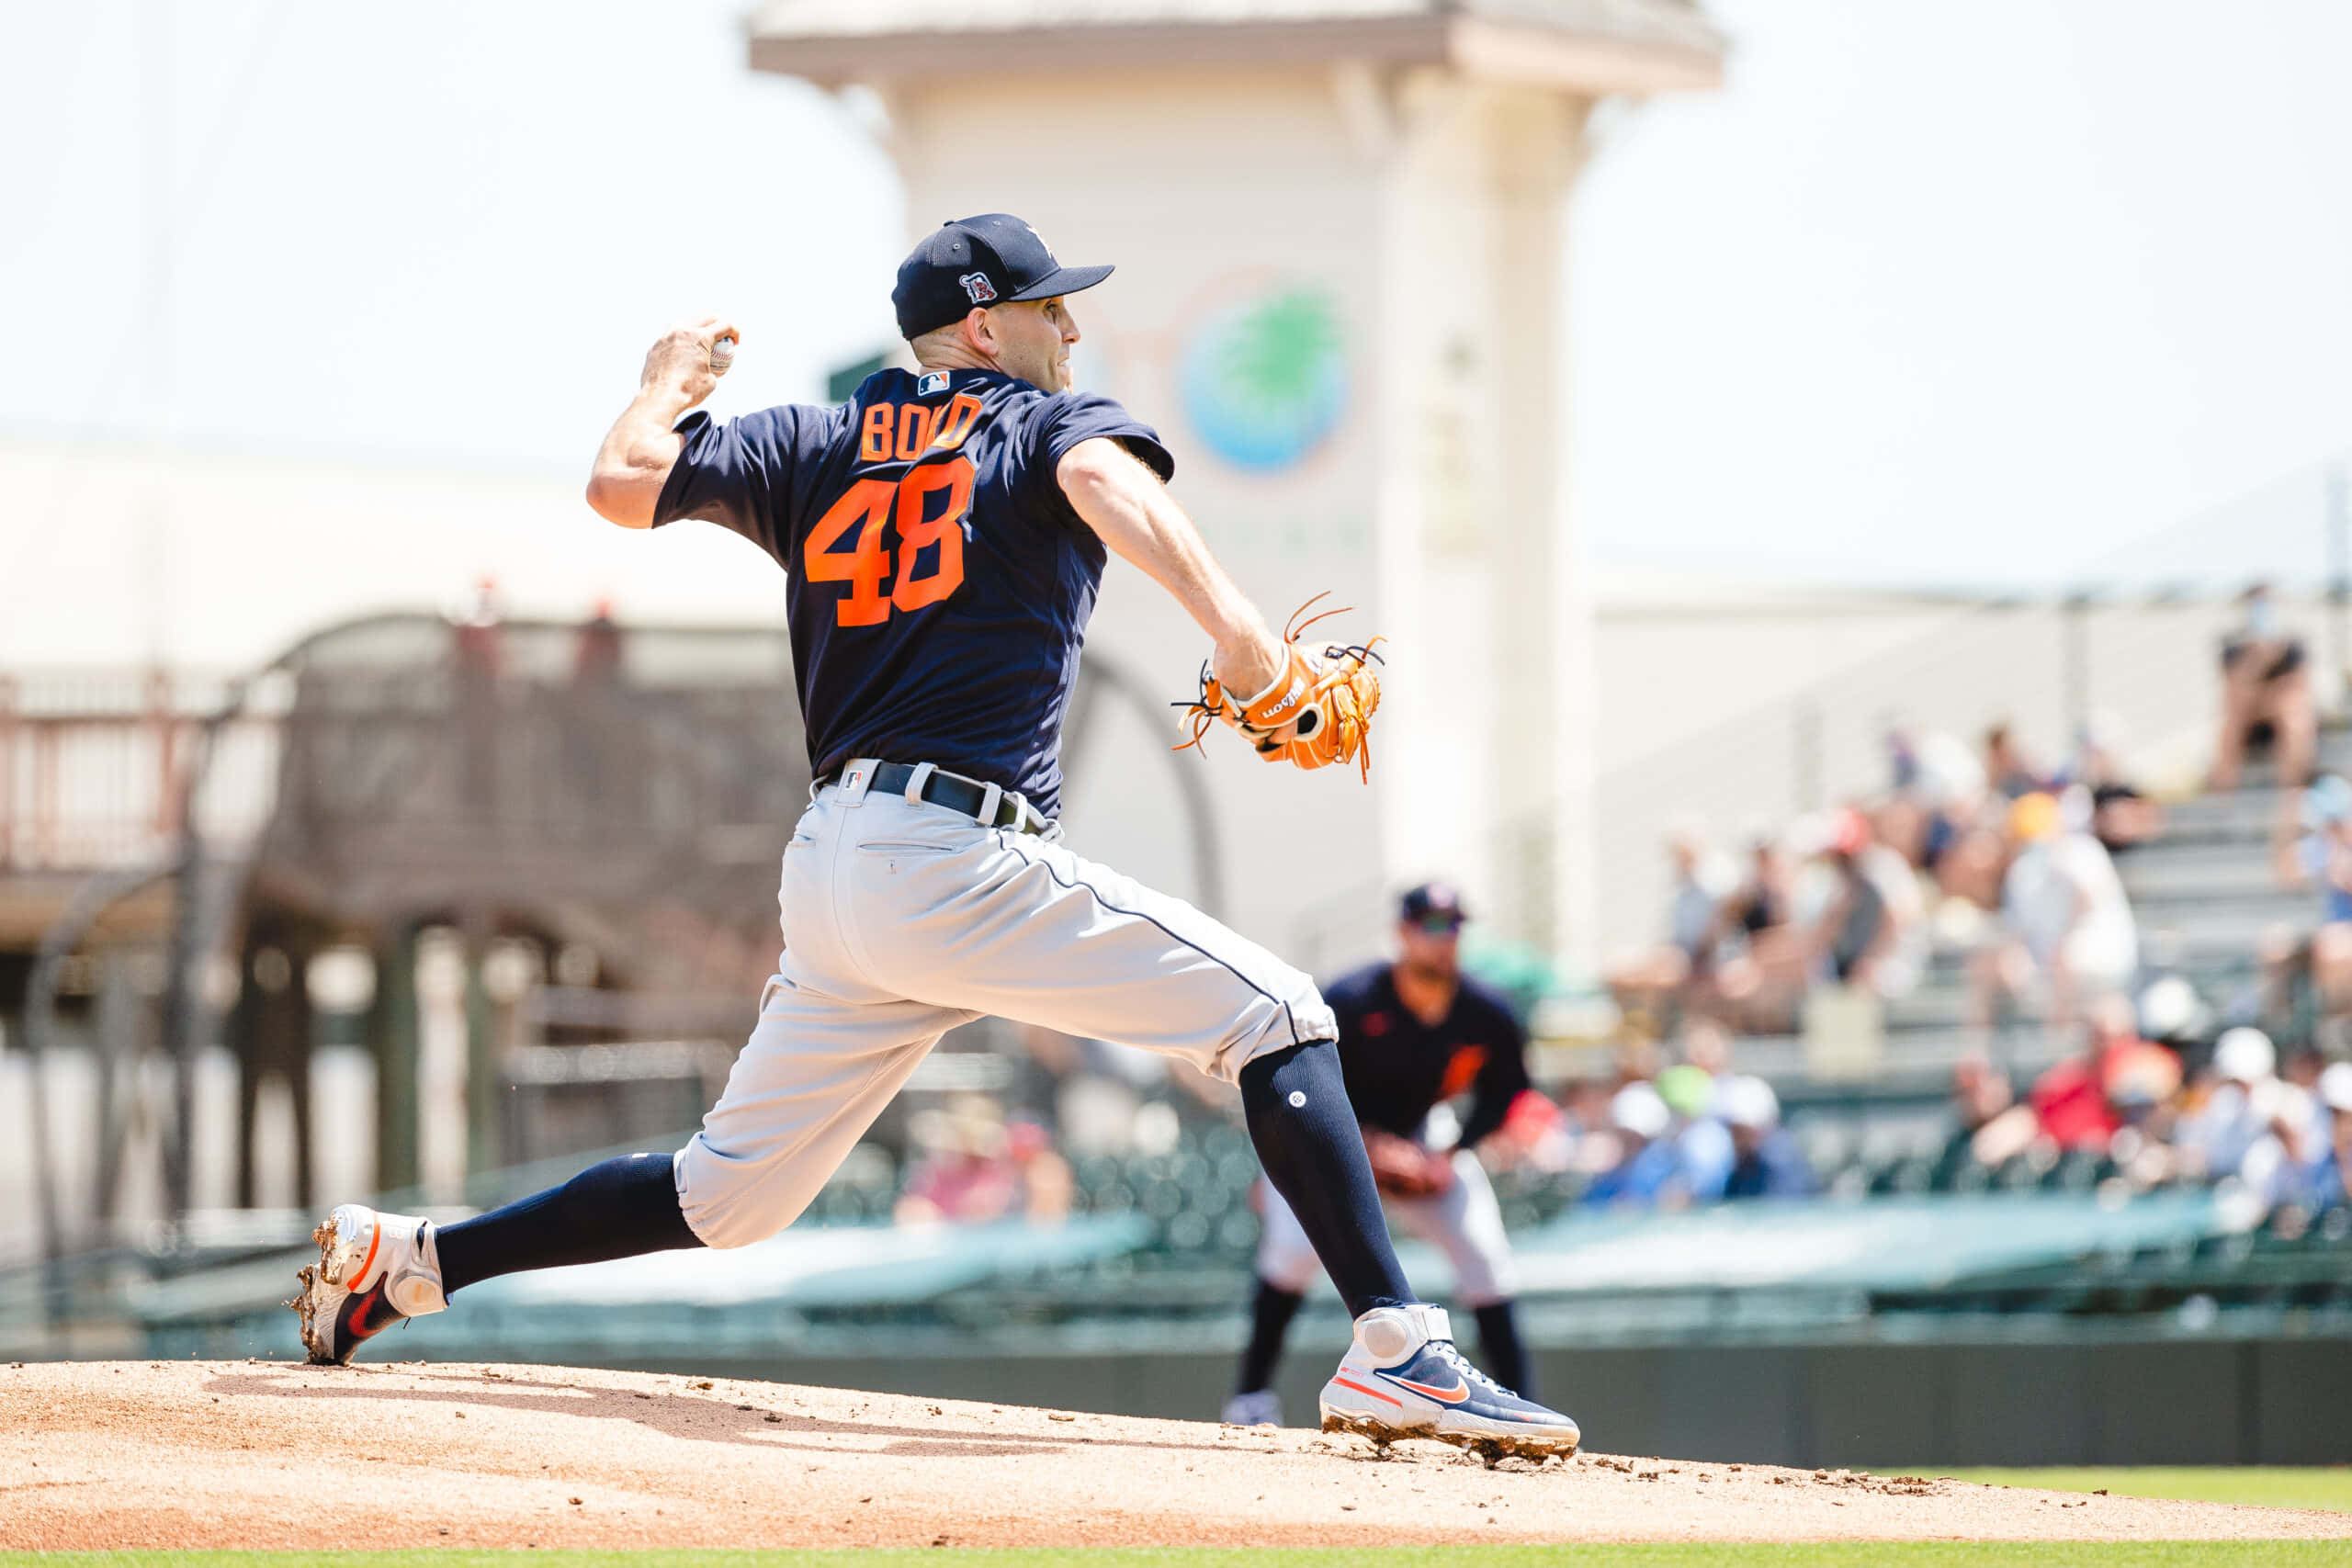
[0,671,281,872]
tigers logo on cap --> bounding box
[893,213,1114,340]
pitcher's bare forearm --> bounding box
[1057,436,1284,696]
[586,316,739,528]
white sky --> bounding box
[1571,0,2352,587]
[5,0,2351,664]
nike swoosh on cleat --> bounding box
[1377,1371,1470,1404]
[339,1282,390,1345]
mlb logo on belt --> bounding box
[958,272,998,305]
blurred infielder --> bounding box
[1225,882,1539,1427]
[290,214,1579,1459]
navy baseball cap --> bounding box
[1399,883,1468,928]
[892,213,1114,339]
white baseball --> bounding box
[708,334,737,376]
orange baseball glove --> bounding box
[1175,594,1384,781]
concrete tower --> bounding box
[748,2,1722,972]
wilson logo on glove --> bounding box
[1174,593,1385,781]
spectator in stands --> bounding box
[1880,728,1930,863]
[1804,807,1924,1003]
[2177,1028,2323,1226]
[1930,807,2011,914]
[2237,922,2312,1046]
[1719,1076,1814,1200]
[2275,775,2352,925]
[2247,1078,2324,1225]
[2028,994,2143,1152]
[2312,925,2352,1044]
[1604,830,1734,1028]
[1558,1077,1626,1181]
[1933,1051,2020,1187]
[1666,830,1735,968]
[2102,1032,2186,1190]
[2177,1028,2280,1179]
[2312,1064,2352,1213]
[1612,1033,1667,1089]
[1678,1017,1735,1084]
[895,1096,1070,1226]
[1656,1064,1733,1201]
[1007,1116,1074,1224]
[2211,582,2315,792]
[1489,1087,1574,1176]
[1710,837,1805,1031]
[2285,1043,2330,1095]
[1887,725,1925,795]
[1721,835,1792,947]
[1972,789,2139,1034]
[1984,722,2052,800]
[2020,993,2182,1171]
[1903,729,1992,879]
[2138,973,2213,1050]
[2067,714,2163,855]
[1582,1081,1684,1208]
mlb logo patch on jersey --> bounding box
[917,371,951,398]
[958,271,998,306]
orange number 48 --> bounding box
[802,457,974,626]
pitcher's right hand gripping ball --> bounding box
[1177,594,1385,779]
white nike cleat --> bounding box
[289,1204,448,1366]
[1221,1388,1283,1427]
[1318,1303,1579,1461]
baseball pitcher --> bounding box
[289,214,1577,1460]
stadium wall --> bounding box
[495,1335,2352,1469]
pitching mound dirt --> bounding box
[3,1360,2342,1549]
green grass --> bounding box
[14,1472,2351,1565]
[1931,1469,2352,1514]
[8,1550,2351,1567]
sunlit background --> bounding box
[4,0,2350,1467]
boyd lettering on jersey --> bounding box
[650,368,1173,818]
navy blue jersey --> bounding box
[651,367,1173,817]
[1324,963,1532,1148]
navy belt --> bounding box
[830,761,1052,836]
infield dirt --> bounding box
[3,1360,2343,1550]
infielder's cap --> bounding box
[892,213,1114,339]
[1399,882,1467,928]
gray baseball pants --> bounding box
[673,760,1335,1248]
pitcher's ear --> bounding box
[960,307,996,356]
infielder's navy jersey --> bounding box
[1325,963,1532,1149]
[652,368,1173,818]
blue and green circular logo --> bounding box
[1181,286,1348,472]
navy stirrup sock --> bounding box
[434,1152,704,1297]
[1238,1039,1415,1319]
[1236,1277,1306,1395]
[1473,1301,1532,1396]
